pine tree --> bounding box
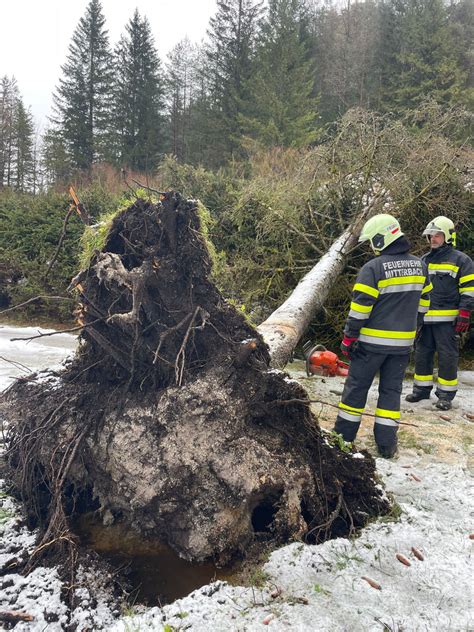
[111,10,165,172]
[50,0,113,172]
[241,0,319,148]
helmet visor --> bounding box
[422,227,443,236]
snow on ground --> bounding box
[1,328,473,630]
[0,324,77,391]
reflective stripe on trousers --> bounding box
[334,346,409,450]
[412,323,459,401]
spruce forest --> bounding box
[0,0,473,348]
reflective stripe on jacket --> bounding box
[345,241,431,353]
[422,244,474,322]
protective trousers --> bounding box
[334,346,409,452]
[412,323,459,401]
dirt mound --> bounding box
[3,192,389,572]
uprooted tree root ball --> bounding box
[3,191,390,579]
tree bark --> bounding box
[257,209,371,368]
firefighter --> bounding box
[405,216,473,410]
[333,214,432,458]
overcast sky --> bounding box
[1,0,218,129]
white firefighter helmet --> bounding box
[422,216,456,246]
[358,214,403,254]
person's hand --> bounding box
[341,336,358,357]
[454,309,470,334]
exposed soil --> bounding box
[2,192,389,586]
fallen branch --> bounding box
[10,319,103,342]
[0,356,31,373]
[43,205,75,280]
[0,295,73,315]
[131,177,165,196]
[273,398,418,426]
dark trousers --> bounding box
[334,345,409,451]
[412,323,459,401]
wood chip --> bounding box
[411,547,424,561]
[396,553,411,566]
[361,576,382,590]
[465,414,474,421]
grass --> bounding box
[398,429,435,454]
[334,552,364,570]
[377,499,403,524]
[247,567,271,588]
[313,583,331,596]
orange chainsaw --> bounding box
[303,342,349,377]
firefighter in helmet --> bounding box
[334,214,432,458]
[405,216,473,410]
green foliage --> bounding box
[241,0,320,149]
[203,0,264,163]
[0,76,36,191]
[49,0,114,172]
[111,10,165,171]
[0,186,119,321]
[1,106,472,341]
[159,105,473,347]
[334,552,363,570]
[328,431,353,454]
[248,566,270,587]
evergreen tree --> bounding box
[380,0,470,112]
[0,76,19,188]
[14,99,35,191]
[203,0,263,163]
[41,126,71,186]
[50,0,113,171]
[241,0,319,148]
[111,10,165,172]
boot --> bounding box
[435,398,452,411]
[405,392,430,403]
[377,444,397,459]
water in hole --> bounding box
[75,513,238,605]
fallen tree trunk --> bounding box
[2,192,389,574]
[257,206,373,368]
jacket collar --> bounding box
[381,236,411,256]
[426,243,453,261]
